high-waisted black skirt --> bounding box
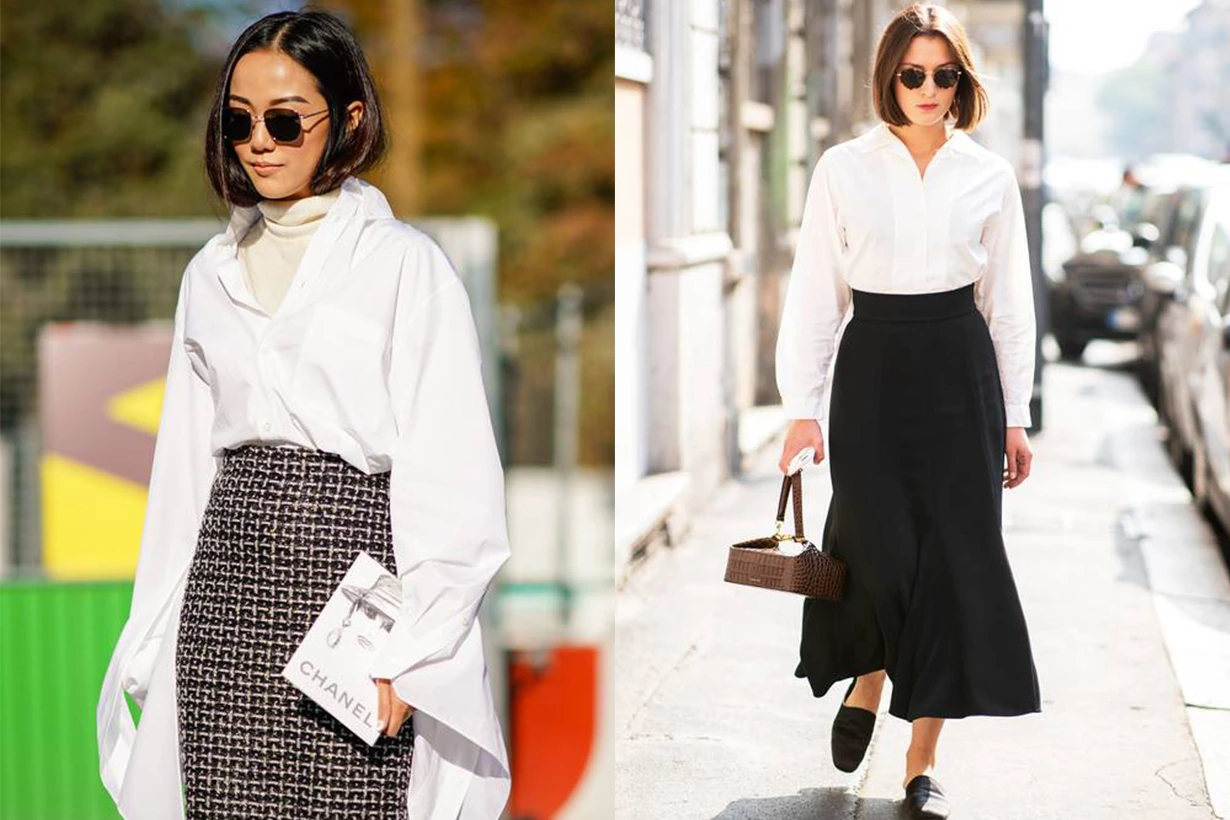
[176,443,414,818]
[795,282,1041,721]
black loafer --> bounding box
[903,774,950,819]
[831,677,877,772]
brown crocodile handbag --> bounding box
[724,471,846,601]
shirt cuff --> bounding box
[1005,403,1032,429]
[782,394,825,422]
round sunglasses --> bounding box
[895,66,962,90]
[222,106,329,143]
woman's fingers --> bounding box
[376,677,391,732]
[780,420,825,473]
[375,677,416,737]
[387,689,415,736]
[1015,447,1032,482]
[1003,445,1031,488]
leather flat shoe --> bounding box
[831,677,876,772]
[903,774,950,819]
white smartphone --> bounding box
[787,447,816,475]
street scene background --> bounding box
[0,1,613,818]
[616,0,1230,817]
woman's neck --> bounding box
[887,122,951,156]
[256,186,342,232]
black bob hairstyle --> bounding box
[204,9,388,208]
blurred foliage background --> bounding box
[0,0,614,466]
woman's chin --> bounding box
[903,112,948,129]
[247,176,297,200]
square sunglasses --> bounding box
[222,107,329,143]
[894,66,962,90]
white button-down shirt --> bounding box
[776,121,1037,428]
[96,175,512,820]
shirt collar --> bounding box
[216,174,390,253]
[208,175,397,315]
[853,120,981,160]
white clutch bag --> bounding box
[281,550,402,746]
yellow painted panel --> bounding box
[107,376,166,436]
[42,454,146,581]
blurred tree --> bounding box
[340,0,614,464]
[341,0,613,303]
[1096,57,1170,163]
[0,0,228,218]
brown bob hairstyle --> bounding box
[204,9,388,208]
[871,3,989,131]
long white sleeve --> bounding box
[366,235,511,773]
[776,149,851,421]
[974,166,1037,428]
[98,258,219,796]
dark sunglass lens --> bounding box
[936,68,959,88]
[265,110,303,142]
[222,109,252,141]
[900,68,925,89]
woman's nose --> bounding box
[250,120,276,150]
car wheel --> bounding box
[1136,355,1159,406]
[1163,403,1183,461]
[1167,423,1194,486]
[1058,336,1087,362]
[1192,442,1212,516]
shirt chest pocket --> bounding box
[292,303,391,427]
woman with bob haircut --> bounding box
[96,8,511,820]
[775,4,1041,817]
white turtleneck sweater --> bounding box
[237,186,342,314]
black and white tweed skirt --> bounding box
[175,443,414,818]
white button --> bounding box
[262,422,272,432]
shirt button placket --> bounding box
[258,340,275,436]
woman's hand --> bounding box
[779,419,825,473]
[1004,426,1032,489]
[375,677,415,737]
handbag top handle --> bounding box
[774,471,805,541]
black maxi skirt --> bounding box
[175,443,415,818]
[795,282,1042,721]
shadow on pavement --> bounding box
[713,788,903,819]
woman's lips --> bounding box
[919,103,938,110]
[252,164,281,176]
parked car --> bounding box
[1137,183,1216,403]
[1048,200,1154,361]
[1153,178,1230,527]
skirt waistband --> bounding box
[851,282,977,323]
[221,443,386,482]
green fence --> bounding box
[0,580,132,820]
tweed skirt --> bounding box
[795,282,1041,721]
[175,443,414,818]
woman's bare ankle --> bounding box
[903,749,938,789]
[845,672,886,711]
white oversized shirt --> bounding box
[775,121,1037,428]
[96,174,512,820]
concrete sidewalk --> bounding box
[615,356,1225,819]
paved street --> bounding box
[615,352,1227,819]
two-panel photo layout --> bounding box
[0,0,1227,818]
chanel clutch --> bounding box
[281,550,401,745]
